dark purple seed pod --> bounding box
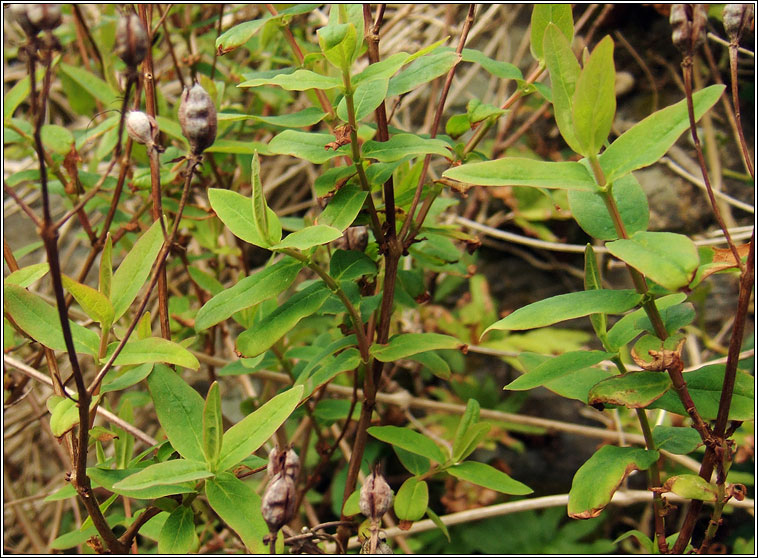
[723,4,754,43]
[26,4,62,33]
[178,82,217,155]
[359,468,393,521]
[9,5,36,36]
[670,4,707,54]
[261,473,296,534]
[115,13,148,68]
[267,446,300,480]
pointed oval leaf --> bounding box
[203,382,223,469]
[599,85,725,182]
[506,350,613,391]
[195,258,302,330]
[588,371,672,408]
[50,394,102,437]
[652,426,702,455]
[329,250,377,280]
[484,289,642,334]
[236,282,331,357]
[271,225,343,251]
[607,231,699,291]
[443,158,597,191]
[268,130,344,164]
[206,473,268,553]
[4,262,49,288]
[111,220,164,321]
[101,363,153,393]
[250,152,271,244]
[370,333,463,362]
[606,293,686,352]
[531,4,574,60]
[4,284,100,356]
[158,506,197,554]
[362,133,451,163]
[394,446,430,476]
[448,461,533,495]
[99,234,112,299]
[61,275,114,326]
[387,50,459,97]
[110,338,199,370]
[113,460,212,491]
[367,425,446,465]
[147,365,205,462]
[239,69,342,90]
[394,477,427,522]
[662,474,718,502]
[568,445,659,518]
[543,23,583,153]
[208,188,282,249]
[217,385,304,471]
[568,172,649,240]
[337,77,390,122]
[317,183,368,232]
[572,36,616,156]
[216,18,269,54]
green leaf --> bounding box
[662,474,718,502]
[147,365,205,462]
[408,351,451,380]
[613,530,655,554]
[588,371,672,408]
[271,225,343,251]
[388,50,459,97]
[370,333,463,362]
[568,445,659,518]
[205,473,268,553]
[236,282,331,357]
[329,250,377,281]
[218,107,327,128]
[461,48,522,80]
[318,22,358,70]
[101,363,153,393]
[59,63,119,107]
[300,348,361,398]
[652,426,702,455]
[543,23,582,153]
[337,78,389,122]
[453,399,480,462]
[568,172,649,240]
[607,232,699,291]
[113,459,212,491]
[111,220,164,321]
[158,506,197,554]
[484,289,642,334]
[4,284,100,356]
[394,446,430,476]
[442,158,597,191]
[426,507,451,542]
[208,188,282,248]
[61,274,114,326]
[599,85,725,182]
[203,382,223,470]
[268,130,344,164]
[216,385,303,471]
[42,124,74,156]
[88,467,197,500]
[584,245,607,339]
[238,69,342,90]
[353,52,411,85]
[318,184,368,232]
[343,489,361,516]
[4,262,49,288]
[4,75,31,119]
[195,258,302,330]
[250,152,272,245]
[50,394,102,437]
[572,36,615,156]
[506,350,612,391]
[216,18,269,54]
[530,4,574,60]
[649,364,754,421]
[109,338,200,370]
[206,139,271,155]
[99,234,112,299]
[362,133,451,162]
[394,477,428,522]
[187,267,223,296]
[605,294,686,352]
[448,461,533,495]
[368,425,446,464]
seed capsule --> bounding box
[670,4,706,54]
[125,110,159,147]
[267,446,301,480]
[9,5,35,36]
[359,468,393,521]
[178,82,217,155]
[115,13,148,67]
[26,4,62,33]
[723,4,754,43]
[261,473,296,534]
